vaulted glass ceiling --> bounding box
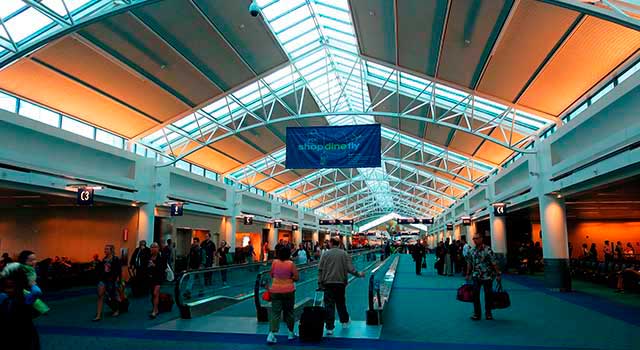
[0,1,148,58]
[133,0,556,222]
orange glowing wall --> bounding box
[0,206,139,262]
[532,221,640,260]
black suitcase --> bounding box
[299,291,325,342]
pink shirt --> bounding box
[270,260,297,294]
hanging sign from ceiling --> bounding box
[286,124,381,169]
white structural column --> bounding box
[489,209,507,268]
[137,204,155,244]
[293,227,302,245]
[539,194,571,291]
[225,216,237,253]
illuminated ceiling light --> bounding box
[66,183,104,191]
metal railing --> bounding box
[253,248,381,322]
[367,254,399,325]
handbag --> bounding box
[492,280,511,309]
[456,283,474,302]
[262,289,271,302]
[165,265,175,282]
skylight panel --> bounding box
[315,3,351,23]
[277,18,315,42]
[0,1,25,19]
[269,5,310,32]
[58,0,92,13]
[4,7,53,43]
[260,0,304,20]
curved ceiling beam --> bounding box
[0,0,162,69]
[159,109,535,169]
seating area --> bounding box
[570,259,640,293]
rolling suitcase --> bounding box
[299,290,325,342]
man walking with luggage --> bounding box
[466,233,501,320]
[317,237,365,335]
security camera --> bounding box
[249,0,260,17]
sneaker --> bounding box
[287,330,298,340]
[112,311,120,317]
[326,329,334,336]
[470,315,481,321]
[341,321,351,328]
[266,332,277,344]
[486,314,493,320]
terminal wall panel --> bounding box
[241,193,272,217]
[168,171,227,207]
[494,160,529,198]
[304,213,317,225]
[0,112,135,189]
[550,81,640,174]
[0,206,138,262]
[469,189,487,211]
[280,206,298,221]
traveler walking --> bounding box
[201,233,216,286]
[147,242,167,319]
[217,240,230,284]
[266,247,299,344]
[444,238,454,276]
[317,237,365,335]
[93,245,122,321]
[412,243,425,275]
[466,233,501,321]
[184,237,205,300]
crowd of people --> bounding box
[433,237,470,276]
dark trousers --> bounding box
[204,263,213,286]
[270,292,295,332]
[414,256,422,274]
[472,278,493,316]
[323,283,349,330]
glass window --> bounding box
[205,170,218,181]
[617,60,640,84]
[95,129,124,149]
[0,92,16,112]
[191,164,204,176]
[19,101,59,127]
[590,82,614,105]
[4,7,53,43]
[135,144,147,157]
[0,1,24,19]
[61,116,93,138]
[175,160,190,172]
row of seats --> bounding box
[570,259,640,291]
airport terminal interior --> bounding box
[0,0,639,349]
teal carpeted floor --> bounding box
[380,254,639,350]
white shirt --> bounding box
[463,243,471,258]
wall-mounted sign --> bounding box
[421,218,434,224]
[446,223,453,230]
[397,218,415,224]
[319,219,334,225]
[493,203,507,216]
[286,124,381,169]
[170,203,183,216]
[77,188,94,205]
[341,219,354,225]
[243,216,253,225]
[274,220,282,229]
[292,224,299,231]
[462,217,471,226]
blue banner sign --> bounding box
[286,124,381,169]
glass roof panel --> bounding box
[0,1,25,19]
[5,7,53,42]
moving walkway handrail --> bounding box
[367,254,399,325]
[175,260,271,309]
[253,248,381,320]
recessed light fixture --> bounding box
[66,183,104,191]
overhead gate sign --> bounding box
[286,124,381,169]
